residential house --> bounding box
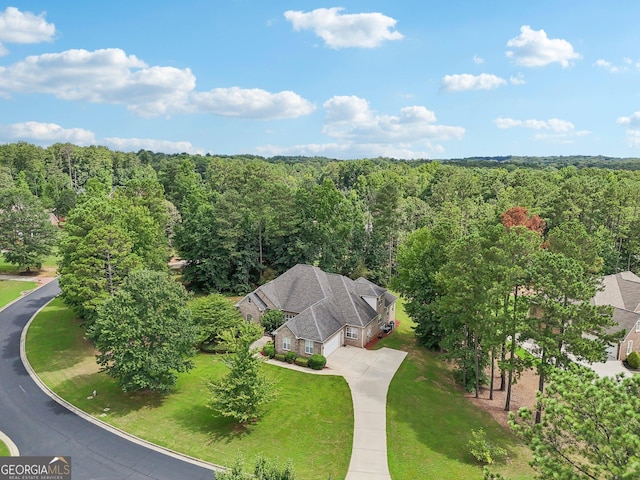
[591,271,640,361]
[236,264,396,358]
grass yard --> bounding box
[26,298,352,480]
[0,254,59,276]
[0,439,10,456]
[375,298,535,480]
[0,280,38,308]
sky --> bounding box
[2,1,640,160]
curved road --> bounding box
[0,280,214,480]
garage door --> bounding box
[323,332,341,357]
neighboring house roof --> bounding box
[251,264,395,343]
[592,271,640,337]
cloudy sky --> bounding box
[1,1,640,159]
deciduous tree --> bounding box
[90,270,197,393]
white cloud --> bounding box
[509,74,526,85]
[594,59,627,73]
[617,112,640,127]
[473,55,484,65]
[0,121,95,144]
[494,118,523,129]
[0,48,315,119]
[189,87,315,119]
[494,116,588,142]
[0,7,55,55]
[322,96,463,144]
[256,142,436,160]
[506,25,581,67]
[258,96,463,159]
[0,121,204,154]
[617,112,640,147]
[441,73,507,92]
[495,117,575,132]
[284,7,403,49]
[103,137,204,154]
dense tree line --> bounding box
[3,142,640,291]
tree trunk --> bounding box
[535,357,546,424]
[474,332,480,398]
[489,346,495,400]
[499,339,506,391]
[504,289,518,411]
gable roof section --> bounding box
[593,271,640,338]
[263,264,391,342]
[593,271,640,313]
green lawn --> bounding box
[0,253,59,275]
[0,280,38,308]
[26,298,352,480]
[0,439,10,456]
[375,298,535,480]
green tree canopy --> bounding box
[0,184,57,271]
[510,365,640,479]
[189,293,245,347]
[89,269,197,393]
[208,323,276,424]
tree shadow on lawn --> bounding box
[387,351,525,472]
[54,373,166,418]
[172,403,251,446]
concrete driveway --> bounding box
[327,346,407,480]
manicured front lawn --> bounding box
[375,298,535,480]
[0,254,59,276]
[0,440,10,456]
[0,280,38,308]
[26,298,352,480]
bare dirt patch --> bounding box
[466,367,539,429]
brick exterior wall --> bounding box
[274,325,322,358]
[236,292,278,323]
[620,326,640,361]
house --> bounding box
[235,264,396,358]
[591,271,640,361]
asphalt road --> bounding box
[0,280,215,480]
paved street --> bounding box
[0,280,215,480]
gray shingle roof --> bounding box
[593,271,640,313]
[259,264,392,342]
[593,271,640,337]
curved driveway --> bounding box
[0,280,214,480]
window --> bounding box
[283,337,291,351]
[346,327,358,339]
[246,314,253,322]
[305,340,314,355]
[636,321,640,333]
[627,340,634,356]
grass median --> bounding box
[25,298,352,480]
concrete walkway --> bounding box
[253,337,407,480]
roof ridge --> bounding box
[312,265,330,300]
[342,275,365,325]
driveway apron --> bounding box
[327,346,407,480]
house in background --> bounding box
[235,264,396,358]
[592,271,640,361]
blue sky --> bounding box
[2,1,640,159]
